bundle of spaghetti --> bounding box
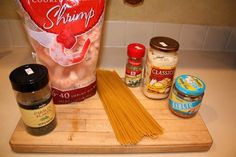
[96,69,163,145]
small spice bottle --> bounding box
[143,37,179,99]
[9,64,57,136]
[169,75,206,118]
[125,43,145,87]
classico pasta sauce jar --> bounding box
[169,75,206,118]
[9,64,57,135]
[143,36,179,99]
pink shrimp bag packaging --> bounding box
[17,0,106,104]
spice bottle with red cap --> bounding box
[125,43,146,87]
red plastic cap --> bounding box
[127,43,145,58]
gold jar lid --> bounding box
[150,36,179,52]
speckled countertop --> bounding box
[0,47,236,157]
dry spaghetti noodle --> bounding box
[97,69,163,145]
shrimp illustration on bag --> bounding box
[17,0,106,104]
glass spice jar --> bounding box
[169,75,206,118]
[143,36,179,99]
[9,64,57,136]
[125,43,145,87]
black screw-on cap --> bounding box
[150,36,179,52]
[9,64,49,93]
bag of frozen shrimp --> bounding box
[16,0,106,104]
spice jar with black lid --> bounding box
[9,64,57,136]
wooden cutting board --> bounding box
[10,88,213,153]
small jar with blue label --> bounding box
[169,75,206,118]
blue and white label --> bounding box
[169,92,202,115]
[169,99,201,115]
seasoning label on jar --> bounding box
[125,68,142,86]
[19,99,56,128]
[146,66,175,94]
[126,68,142,76]
[169,92,201,116]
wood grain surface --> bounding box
[9,88,213,153]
